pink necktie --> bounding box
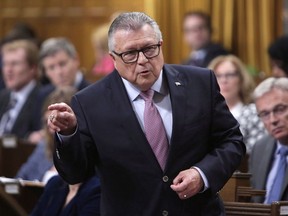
[140,89,169,170]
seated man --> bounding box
[29,37,90,143]
[250,77,288,203]
[0,39,39,138]
[182,11,228,68]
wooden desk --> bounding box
[224,201,288,216]
[220,172,251,202]
[0,136,36,178]
[0,178,44,214]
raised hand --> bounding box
[47,102,77,135]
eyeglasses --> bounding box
[258,104,288,122]
[215,72,238,80]
[112,42,161,64]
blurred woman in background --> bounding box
[208,55,266,154]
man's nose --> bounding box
[137,51,148,63]
[54,65,65,75]
[268,112,279,124]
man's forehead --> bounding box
[256,89,288,107]
[2,48,27,60]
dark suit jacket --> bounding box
[54,64,245,216]
[249,135,288,203]
[0,85,39,138]
[30,175,101,216]
[183,43,229,68]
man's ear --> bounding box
[109,52,115,60]
[109,53,118,69]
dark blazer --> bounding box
[249,135,288,203]
[54,64,245,216]
[30,175,101,216]
[0,85,39,138]
[183,43,229,68]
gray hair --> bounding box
[108,12,162,51]
[253,77,288,101]
[39,37,77,63]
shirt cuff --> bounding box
[192,166,209,192]
[56,125,78,143]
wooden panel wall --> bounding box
[153,0,283,79]
[0,0,146,81]
[0,0,284,81]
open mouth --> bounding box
[139,70,150,75]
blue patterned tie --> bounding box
[0,96,17,135]
[267,147,288,204]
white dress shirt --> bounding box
[121,70,172,143]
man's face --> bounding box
[110,24,164,91]
[2,48,36,91]
[183,15,211,50]
[42,50,79,87]
[256,88,288,144]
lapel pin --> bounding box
[175,81,181,86]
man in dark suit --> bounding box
[28,38,90,143]
[47,12,245,215]
[182,11,228,68]
[0,39,39,139]
[250,77,288,203]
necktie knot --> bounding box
[279,147,288,158]
[8,97,17,110]
[140,89,154,102]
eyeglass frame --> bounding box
[257,103,288,122]
[112,42,162,64]
[215,72,239,80]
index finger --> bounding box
[48,102,71,112]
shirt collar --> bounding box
[122,69,167,102]
[229,102,243,119]
[74,71,83,89]
[12,80,36,103]
[276,141,288,154]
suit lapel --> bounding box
[108,72,162,170]
[257,137,276,190]
[162,65,186,168]
[0,90,10,118]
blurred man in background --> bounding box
[0,39,39,138]
[182,11,228,68]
